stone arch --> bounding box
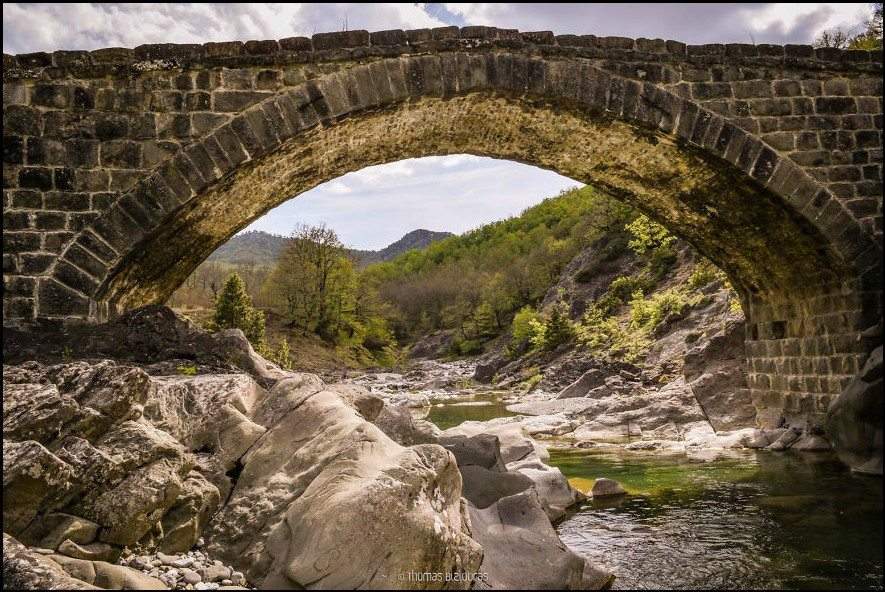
[41,53,882,429]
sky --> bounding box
[3,3,875,249]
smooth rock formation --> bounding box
[557,369,606,399]
[204,385,481,588]
[3,533,99,590]
[468,489,603,590]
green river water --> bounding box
[428,396,884,590]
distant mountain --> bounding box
[208,229,453,267]
[349,229,454,266]
[207,230,287,265]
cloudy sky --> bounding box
[3,3,875,249]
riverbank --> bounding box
[342,358,884,589]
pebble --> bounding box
[173,557,195,568]
[182,569,202,584]
[116,549,253,590]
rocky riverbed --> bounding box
[3,306,613,590]
[4,305,880,590]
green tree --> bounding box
[264,224,358,341]
[213,273,266,349]
[543,303,575,350]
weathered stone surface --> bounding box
[145,373,266,469]
[326,382,385,421]
[373,400,442,445]
[158,471,221,553]
[442,419,584,521]
[557,368,606,399]
[23,512,99,550]
[591,478,627,497]
[467,489,606,589]
[57,539,121,563]
[826,345,883,475]
[205,384,482,588]
[683,319,756,431]
[439,433,507,472]
[3,439,75,535]
[3,534,100,590]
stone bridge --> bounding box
[2,26,883,430]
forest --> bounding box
[177,186,735,369]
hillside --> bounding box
[349,229,454,266]
[207,228,453,267]
[207,230,287,265]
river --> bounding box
[427,391,884,590]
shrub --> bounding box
[576,308,649,364]
[687,259,728,290]
[511,306,541,345]
[626,215,676,255]
[629,288,700,332]
[176,363,198,376]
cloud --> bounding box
[2,3,446,54]
[4,3,874,54]
[244,156,582,250]
[443,3,873,44]
[320,180,353,195]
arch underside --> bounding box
[73,86,879,430]
[101,92,852,312]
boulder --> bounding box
[518,465,586,520]
[159,471,221,553]
[326,383,384,421]
[467,489,593,589]
[145,374,267,468]
[766,427,802,451]
[473,355,507,384]
[3,439,75,535]
[557,369,605,399]
[67,421,193,546]
[590,478,626,498]
[3,533,99,590]
[826,346,883,475]
[444,420,549,467]
[442,421,582,521]
[373,402,441,446]
[21,512,99,550]
[791,433,831,451]
[57,540,121,563]
[3,361,154,446]
[204,388,481,588]
[457,464,534,508]
[582,561,616,590]
[91,561,168,589]
[438,434,507,472]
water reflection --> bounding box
[551,449,883,590]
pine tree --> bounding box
[213,273,266,349]
[543,303,575,350]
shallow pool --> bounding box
[425,392,519,430]
[550,448,883,589]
